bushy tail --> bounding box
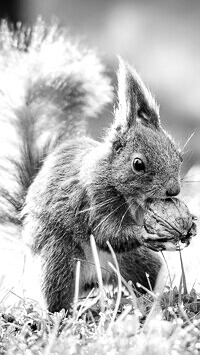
[0,19,113,232]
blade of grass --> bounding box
[145,273,153,292]
[161,251,174,320]
[90,234,105,313]
[106,241,122,332]
[73,260,81,319]
[136,283,157,299]
[178,247,188,295]
[108,262,138,309]
[78,294,101,317]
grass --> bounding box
[1,238,200,354]
[1,277,200,354]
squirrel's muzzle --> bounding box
[166,178,180,197]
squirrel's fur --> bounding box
[0,19,182,312]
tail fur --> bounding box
[0,19,113,231]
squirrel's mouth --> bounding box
[125,196,147,226]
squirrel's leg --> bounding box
[40,242,79,313]
[118,247,162,291]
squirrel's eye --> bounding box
[132,157,146,173]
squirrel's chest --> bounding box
[79,243,115,293]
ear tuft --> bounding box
[116,57,137,129]
[109,57,160,140]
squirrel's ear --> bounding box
[111,57,160,137]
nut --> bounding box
[142,198,197,252]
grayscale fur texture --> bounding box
[0,19,182,312]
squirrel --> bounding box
[0,19,182,313]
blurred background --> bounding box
[0,0,200,307]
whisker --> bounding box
[181,181,200,183]
[181,173,200,181]
[115,204,132,237]
[78,197,117,214]
[181,131,196,152]
[93,201,127,232]
[146,186,160,197]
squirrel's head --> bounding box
[106,58,182,202]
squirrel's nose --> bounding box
[166,180,180,197]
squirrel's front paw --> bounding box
[141,198,197,252]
